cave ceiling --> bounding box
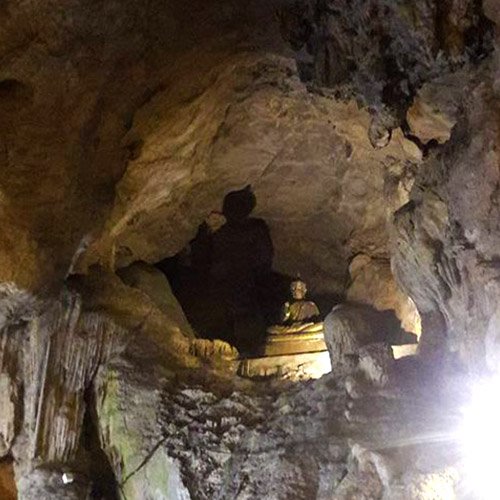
[0,0,492,295]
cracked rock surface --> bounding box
[95,341,465,500]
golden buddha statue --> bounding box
[263,277,326,356]
[268,278,323,334]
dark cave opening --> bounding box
[81,387,120,500]
[0,455,16,500]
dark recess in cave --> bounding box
[81,387,120,500]
[156,186,336,354]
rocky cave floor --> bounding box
[90,350,468,500]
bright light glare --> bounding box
[462,375,500,500]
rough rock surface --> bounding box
[406,73,465,145]
[2,1,500,499]
[0,0,289,293]
[323,303,415,370]
[96,362,349,500]
[0,268,238,498]
[0,0,493,301]
[0,282,126,497]
[95,340,465,500]
[117,261,195,338]
[66,0,491,298]
[347,254,421,335]
[79,54,421,295]
[358,343,395,387]
[16,468,91,500]
[0,263,461,500]
[280,0,492,115]
[10,0,482,297]
[391,59,500,369]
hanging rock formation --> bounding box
[391,58,500,369]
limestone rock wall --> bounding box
[1,0,492,301]
[95,362,350,500]
[2,0,500,497]
[347,254,421,335]
[0,0,287,293]
[0,0,498,359]
[0,268,197,497]
[117,261,195,339]
[94,339,466,500]
[3,0,453,298]
[391,57,500,369]
[78,53,420,296]
[280,0,492,119]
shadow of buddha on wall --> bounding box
[209,186,274,353]
[166,186,274,354]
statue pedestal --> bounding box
[237,341,418,380]
[392,343,418,359]
[238,350,331,379]
[261,331,327,356]
[236,324,330,380]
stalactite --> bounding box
[24,291,126,462]
[0,283,127,465]
[0,283,35,458]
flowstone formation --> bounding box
[0,264,241,499]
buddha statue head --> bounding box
[290,277,307,300]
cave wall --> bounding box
[79,58,420,295]
[387,4,500,370]
[4,0,482,304]
[0,263,237,497]
[391,68,500,370]
[2,1,500,498]
[0,0,498,365]
[1,0,436,299]
[0,0,288,293]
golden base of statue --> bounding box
[266,322,324,335]
[261,277,327,356]
[262,327,327,356]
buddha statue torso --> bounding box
[267,278,323,335]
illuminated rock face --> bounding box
[0,0,494,331]
[347,254,421,336]
[3,0,481,299]
[324,303,416,371]
[391,63,500,370]
[78,55,418,297]
[0,0,287,293]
